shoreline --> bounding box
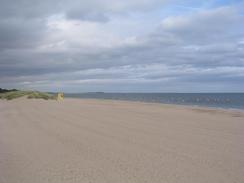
[65,97,244,113]
[64,92,244,111]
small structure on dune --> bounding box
[56,93,64,101]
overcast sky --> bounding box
[0,0,244,92]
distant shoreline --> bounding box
[65,93,244,111]
[63,97,244,114]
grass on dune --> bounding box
[0,90,55,100]
[0,91,29,100]
[27,91,55,100]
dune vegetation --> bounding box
[0,89,55,100]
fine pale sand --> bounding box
[0,98,244,183]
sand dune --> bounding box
[0,98,244,183]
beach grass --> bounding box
[0,90,55,100]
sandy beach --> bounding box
[0,98,244,183]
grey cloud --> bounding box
[0,1,243,92]
[0,0,167,51]
[0,0,167,19]
[0,0,62,19]
[2,61,244,92]
[0,18,46,50]
[160,7,241,42]
[66,10,109,22]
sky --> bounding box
[0,0,244,92]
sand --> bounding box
[0,98,244,183]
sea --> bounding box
[65,93,244,110]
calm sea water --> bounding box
[65,93,244,110]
